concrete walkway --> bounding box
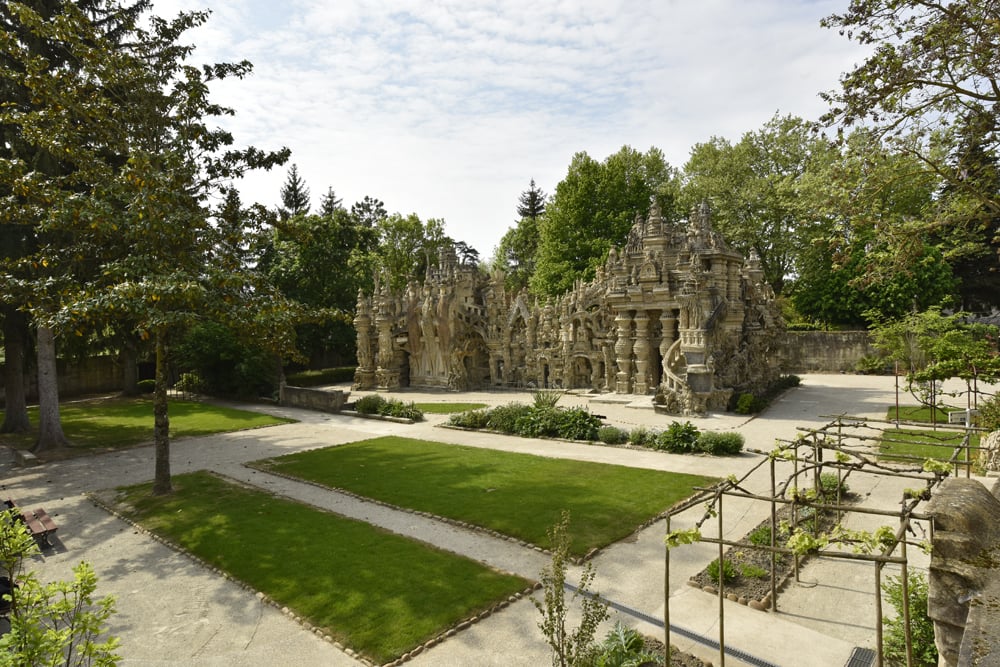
[0,374,982,666]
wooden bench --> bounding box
[3,499,58,548]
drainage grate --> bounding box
[845,647,876,667]
[564,583,782,667]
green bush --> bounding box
[747,524,773,547]
[173,372,206,394]
[448,409,491,429]
[514,406,563,438]
[697,431,744,456]
[978,392,1000,431]
[819,472,849,499]
[654,421,700,453]
[597,426,628,445]
[380,399,424,421]
[555,407,602,441]
[740,564,768,580]
[532,390,564,410]
[735,392,760,415]
[173,321,276,398]
[629,427,656,447]
[354,394,386,415]
[706,558,738,585]
[856,355,890,375]
[137,379,156,394]
[882,572,937,667]
[487,403,533,433]
[593,622,661,667]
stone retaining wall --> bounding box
[279,385,349,413]
[777,330,875,373]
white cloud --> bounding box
[149,0,869,257]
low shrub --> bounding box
[487,403,533,433]
[819,472,849,499]
[380,399,424,421]
[354,394,386,415]
[697,431,745,456]
[448,409,491,429]
[978,392,1000,431]
[654,421,700,453]
[629,427,656,448]
[593,622,661,667]
[174,372,206,393]
[883,572,937,667]
[136,379,156,394]
[747,524,773,547]
[597,425,628,445]
[740,564,768,579]
[531,390,564,410]
[856,355,890,375]
[706,558,738,585]
[514,406,563,438]
[351,395,424,421]
[555,407,601,441]
[735,392,760,415]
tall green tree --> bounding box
[681,114,836,295]
[1,4,295,491]
[350,195,388,229]
[0,0,151,450]
[791,129,957,324]
[821,0,1000,226]
[371,213,450,292]
[278,163,310,219]
[532,146,679,296]
[931,108,1000,311]
[319,186,343,216]
[495,178,547,292]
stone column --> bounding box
[659,312,676,388]
[633,311,651,394]
[614,311,633,394]
[353,304,376,390]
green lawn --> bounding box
[413,402,488,414]
[116,472,529,664]
[880,404,979,464]
[0,397,293,451]
[884,404,957,423]
[879,427,978,463]
[255,436,715,556]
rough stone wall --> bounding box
[279,385,349,413]
[0,355,122,404]
[926,478,1000,667]
[778,330,875,373]
[354,203,784,415]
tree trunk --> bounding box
[120,339,139,396]
[152,330,172,495]
[33,325,69,452]
[1,307,31,433]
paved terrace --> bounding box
[0,374,982,666]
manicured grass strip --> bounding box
[413,403,488,414]
[257,436,715,557]
[0,398,293,451]
[884,404,957,424]
[116,472,530,664]
[879,427,979,463]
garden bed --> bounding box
[688,498,852,609]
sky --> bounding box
[149,0,870,260]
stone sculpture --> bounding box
[354,203,783,415]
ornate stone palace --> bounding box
[354,203,783,414]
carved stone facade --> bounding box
[354,203,783,415]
